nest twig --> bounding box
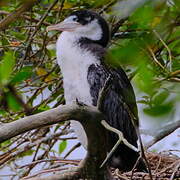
[112,152,180,180]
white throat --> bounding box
[56,31,100,105]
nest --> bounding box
[112,152,180,180]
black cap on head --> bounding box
[70,10,110,47]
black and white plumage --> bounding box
[47,10,146,171]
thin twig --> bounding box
[111,18,128,38]
[136,128,153,180]
[147,46,168,71]
[100,120,138,168]
[0,10,50,26]
[97,74,111,110]
[98,0,116,14]
[153,30,173,72]
[122,102,153,179]
[130,156,141,180]
[0,0,38,30]
[55,0,65,23]
[170,161,180,180]
[63,142,81,159]
[23,0,59,61]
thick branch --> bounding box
[1,104,111,180]
[0,104,104,143]
[145,120,180,149]
[0,0,38,30]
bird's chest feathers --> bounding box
[56,33,99,105]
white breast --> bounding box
[56,32,100,148]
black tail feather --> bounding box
[108,144,147,172]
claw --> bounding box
[76,98,87,107]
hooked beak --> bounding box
[46,21,82,32]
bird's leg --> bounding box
[100,120,138,168]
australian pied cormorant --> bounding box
[47,10,146,171]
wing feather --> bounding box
[87,64,142,170]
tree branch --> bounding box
[0,104,104,143]
[145,120,180,149]
[0,104,179,179]
[0,104,112,180]
[0,0,38,31]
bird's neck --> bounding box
[56,32,100,105]
[56,32,105,66]
[56,32,102,85]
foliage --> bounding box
[58,140,67,154]
[0,0,179,179]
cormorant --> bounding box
[47,10,146,171]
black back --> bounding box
[87,64,146,171]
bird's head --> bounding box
[47,10,110,47]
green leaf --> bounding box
[58,140,67,154]
[47,48,56,58]
[11,66,33,84]
[130,3,154,29]
[0,140,11,148]
[19,149,34,157]
[11,31,25,40]
[7,92,22,111]
[0,109,6,115]
[33,105,50,113]
[153,91,169,105]
[1,38,9,46]
[134,62,157,95]
[143,102,173,116]
[108,42,139,65]
[54,125,60,132]
[0,51,15,85]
